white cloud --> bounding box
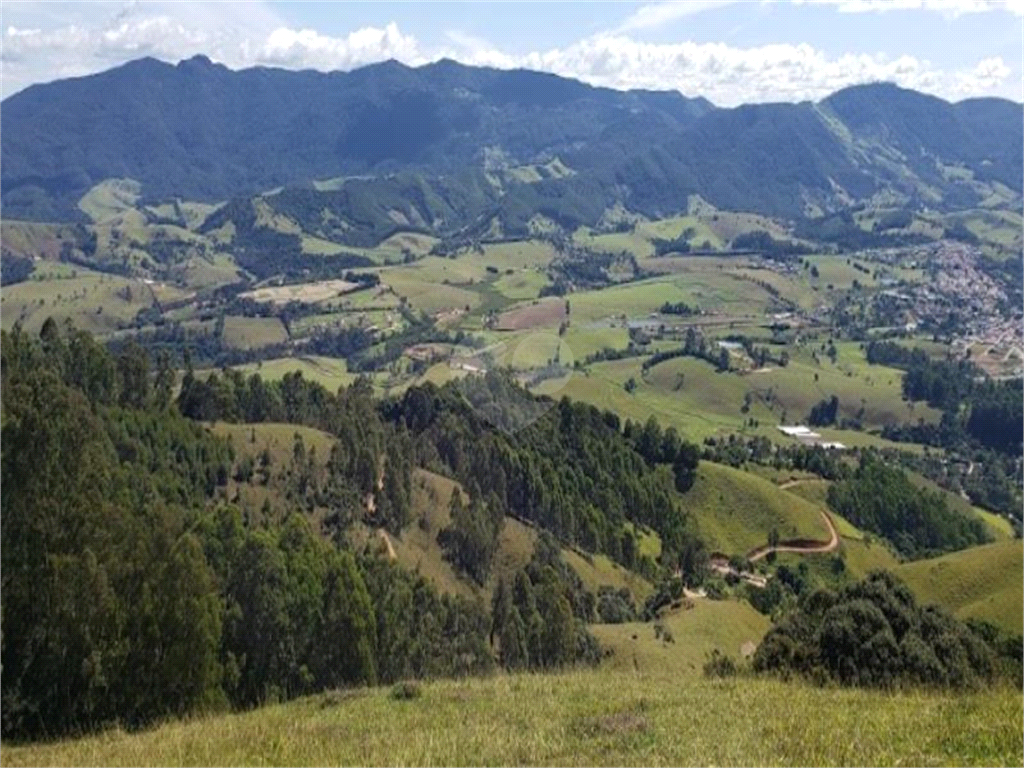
[461,35,1012,105]
[259,23,421,69]
[790,0,1024,16]
[615,1,740,32]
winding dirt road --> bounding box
[746,509,840,562]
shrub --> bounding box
[752,571,998,690]
[391,681,422,700]
[703,649,737,678]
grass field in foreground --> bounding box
[5,669,1019,767]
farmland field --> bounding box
[198,356,358,392]
[220,316,289,350]
[496,297,567,330]
[239,279,360,305]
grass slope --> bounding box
[682,463,832,555]
[198,356,358,393]
[592,598,771,674]
[220,316,288,350]
[896,540,1024,633]
[5,670,1019,767]
[210,422,338,473]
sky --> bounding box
[2,0,1022,105]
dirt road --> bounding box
[746,510,839,562]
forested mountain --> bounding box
[2,56,1020,226]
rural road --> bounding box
[746,510,840,562]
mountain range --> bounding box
[2,55,1021,232]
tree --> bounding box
[117,341,151,408]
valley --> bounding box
[1,50,1021,767]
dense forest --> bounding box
[866,340,1023,455]
[3,320,710,740]
[826,456,990,559]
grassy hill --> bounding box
[5,669,1019,767]
[681,463,833,555]
[780,478,1020,628]
[895,540,1024,633]
[209,422,337,467]
[198,356,358,394]
[592,598,770,674]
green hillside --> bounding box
[592,598,770,674]
[896,540,1024,633]
[681,462,833,555]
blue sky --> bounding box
[2,1,1021,104]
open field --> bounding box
[562,549,655,602]
[380,470,481,601]
[543,351,933,450]
[77,178,141,223]
[220,316,288,350]
[0,221,83,260]
[5,668,1019,767]
[572,206,794,258]
[643,341,938,430]
[896,540,1024,633]
[592,598,771,674]
[198,356,358,393]
[0,270,178,336]
[838,537,904,578]
[566,273,778,324]
[681,462,833,556]
[540,357,780,443]
[376,263,481,314]
[209,422,337,468]
[172,252,243,291]
[496,297,566,330]
[492,269,550,300]
[240,279,360,305]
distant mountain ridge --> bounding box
[1,55,1020,226]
